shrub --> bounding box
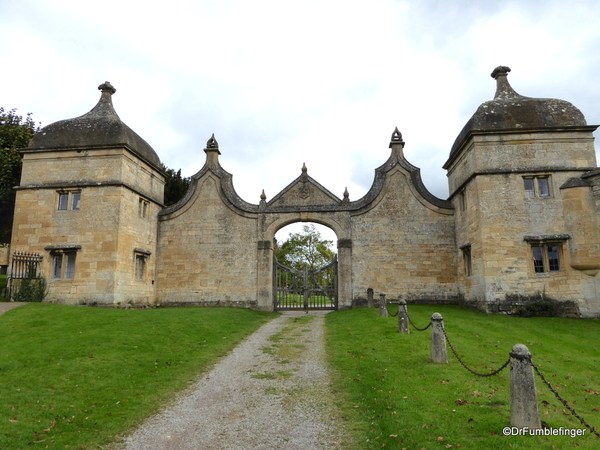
[11,273,47,302]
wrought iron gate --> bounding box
[274,256,338,311]
[7,251,44,300]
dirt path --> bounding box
[121,311,355,450]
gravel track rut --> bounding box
[121,311,354,450]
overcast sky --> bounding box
[3,0,600,241]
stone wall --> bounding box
[154,139,458,310]
[0,245,9,273]
[447,128,600,317]
[446,131,597,196]
[156,174,260,307]
[11,147,163,305]
[350,166,458,303]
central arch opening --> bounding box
[273,222,338,311]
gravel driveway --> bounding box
[121,311,355,450]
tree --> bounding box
[162,166,191,206]
[0,108,39,243]
[275,224,336,271]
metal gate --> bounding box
[274,256,338,311]
[7,251,44,300]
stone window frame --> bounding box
[45,245,81,279]
[138,197,149,219]
[524,235,569,275]
[523,174,551,198]
[459,189,466,212]
[57,189,81,211]
[71,191,81,210]
[460,243,472,277]
[134,248,151,281]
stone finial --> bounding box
[491,66,521,100]
[491,66,511,79]
[343,187,349,204]
[389,127,405,151]
[300,162,308,181]
[391,127,404,143]
[98,81,116,95]
[204,133,221,160]
[259,189,267,209]
[206,133,219,150]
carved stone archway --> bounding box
[156,131,456,310]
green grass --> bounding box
[3,302,599,449]
[0,304,276,449]
[0,274,7,301]
[326,304,600,449]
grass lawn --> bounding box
[326,304,600,450]
[0,304,277,449]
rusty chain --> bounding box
[441,325,510,377]
[528,358,600,438]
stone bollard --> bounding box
[510,344,541,429]
[367,288,374,308]
[431,313,448,363]
[398,299,409,334]
[378,293,388,317]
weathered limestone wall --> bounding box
[584,171,600,234]
[575,172,600,316]
[11,149,163,305]
[156,173,259,307]
[471,173,586,299]
[19,149,163,203]
[448,129,599,316]
[0,245,8,263]
[451,177,481,300]
[12,185,118,303]
[155,138,458,310]
[350,166,458,303]
[447,131,597,196]
[112,185,161,305]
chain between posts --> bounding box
[441,326,510,377]
[528,358,600,438]
[405,308,599,436]
[385,303,399,317]
[405,312,432,331]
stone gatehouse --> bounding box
[9,67,600,317]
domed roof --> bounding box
[28,82,162,171]
[447,66,587,163]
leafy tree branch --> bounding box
[0,108,40,243]
[274,224,336,271]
